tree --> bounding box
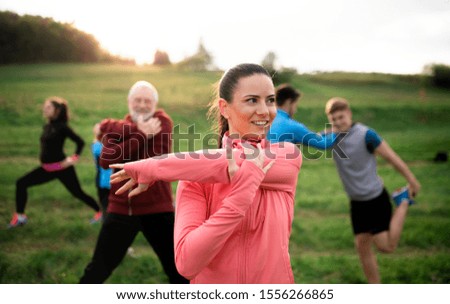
[177,39,213,71]
[153,49,171,65]
[429,64,450,88]
[0,10,133,64]
[261,51,277,75]
[260,51,297,85]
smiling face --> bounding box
[327,108,353,132]
[220,73,276,140]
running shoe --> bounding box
[392,186,414,206]
[7,213,28,229]
[90,211,103,224]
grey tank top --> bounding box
[332,123,384,201]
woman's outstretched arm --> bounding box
[110,142,301,196]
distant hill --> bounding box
[0,11,134,64]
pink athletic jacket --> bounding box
[123,135,302,283]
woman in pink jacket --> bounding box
[110,63,302,283]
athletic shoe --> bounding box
[90,211,103,224]
[7,213,28,229]
[392,187,414,206]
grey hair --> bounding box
[128,80,159,102]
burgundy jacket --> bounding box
[99,110,173,215]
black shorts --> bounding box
[350,188,392,235]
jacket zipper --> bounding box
[239,213,250,283]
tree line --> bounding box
[1,10,448,88]
[0,11,133,64]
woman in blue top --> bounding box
[267,84,336,149]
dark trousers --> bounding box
[79,212,189,284]
[96,187,110,212]
[15,166,100,213]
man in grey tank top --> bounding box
[325,97,421,284]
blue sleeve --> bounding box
[91,141,102,159]
[365,128,382,153]
[292,121,337,149]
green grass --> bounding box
[0,63,449,283]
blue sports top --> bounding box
[92,141,112,189]
[267,109,336,149]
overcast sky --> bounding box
[2,0,450,74]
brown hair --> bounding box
[325,97,350,115]
[46,96,69,123]
[207,63,271,147]
[275,84,301,107]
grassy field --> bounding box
[0,64,449,283]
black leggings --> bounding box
[96,187,110,212]
[15,166,100,213]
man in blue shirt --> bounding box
[267,84,336,149]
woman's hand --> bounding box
[61,154,79,168]
[109,164,151,197]
[242,143,274,173]
[227,143,274,181]
[227,148,240,180]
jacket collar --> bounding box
[276,108,290,118]
[221,132,267,149]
